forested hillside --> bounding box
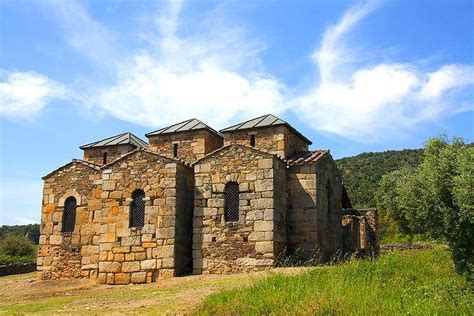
[336,149,423,208]
[0,224,40,244]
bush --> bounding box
[0,235,35,257]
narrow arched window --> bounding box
[130,189,145,228]
[102,152,108,164]
[224,182,239,222]
[62,196,77,232]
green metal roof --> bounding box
[79,132,148,149]
[145,118,222,138]
[220,114,312,145]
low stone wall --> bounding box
[342,208,379,256]
[0,263,36,277]
[381,243,433,253]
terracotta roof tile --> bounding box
[285,150,329,166]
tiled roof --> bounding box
[220,114,312,145]
[79,132,148,150]
[145,118,222,138]
[285,150,329,166]
[42,159,100,180]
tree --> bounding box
[376,135,473,275]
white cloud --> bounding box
[420,65,474,99]
[293,1,474,140]
[48,0,285,129]
[0,71,66,118]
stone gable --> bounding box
[38,160,102,280]
[193,144,287,274]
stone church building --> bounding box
[38,114,378,284]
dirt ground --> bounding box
[0,267,310,315]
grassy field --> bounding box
[0,247,471,315]
[198,247,473,315]
[0,266,308,314]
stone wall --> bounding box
[83,144,138,166]
[148,130,223,164]
[38,161,102,280]
[96,150,193,284]
[0,263,36,277]
[342,209,379,256]
[222,125,308,159]
[287,155,343,260]
[193,144,286,274]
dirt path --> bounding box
[0,267,310,315]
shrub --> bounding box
[0,235,35,257]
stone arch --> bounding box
[58,190,82,207]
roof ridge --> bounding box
[145,118,222,138]
[220,114,270,132]
[42,159,100,180]
[80,132,147,149]
[219,114,312,145]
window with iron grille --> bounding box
[224,182,239,222]
[130,189,145,227]
[62,196,77,233]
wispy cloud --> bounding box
[293,1,474,140]
[47,0,285,128]
[0,70,66,118]
[47,0,118,69]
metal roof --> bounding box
[145,118,222,138]
[79,132,148,149]
[220,114,312,145]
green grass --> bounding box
[0,254,36,265]
[198,247,473,315]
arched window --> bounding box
[130,189,145,228]
[62,196,77,232]
[224,182,239,222]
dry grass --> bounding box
[0,267,309,315]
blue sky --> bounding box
[0,0,473,225]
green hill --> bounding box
[336,149,424,208]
